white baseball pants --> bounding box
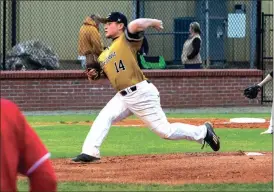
[267,102,273,132]
[82,80,207,158]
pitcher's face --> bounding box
[104,22,124,38]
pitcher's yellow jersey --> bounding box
[98,30,147,91]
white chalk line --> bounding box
[33,124,144,127]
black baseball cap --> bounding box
[98,12,128,26]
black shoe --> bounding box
[202,122,220,151]
[71,153,100,163]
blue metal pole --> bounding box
[11,0,17,47]
[250,0,257,69]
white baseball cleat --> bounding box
[260,130,273,135]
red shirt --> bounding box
[1,99,56,191]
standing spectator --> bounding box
[181,22,202,69]
[0,98,57,192]
[137,36,149,68]
[139,36,149,56]
[78,14,104,69]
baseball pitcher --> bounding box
[72,12,220,163]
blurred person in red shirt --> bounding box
[0,98,57,192]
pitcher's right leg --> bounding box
[72,93,132,162]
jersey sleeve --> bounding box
[17,109,50,176]
[125,28,144,52]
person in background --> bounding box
[78,14,104,69]
[1,98,57,192]
[137,36,149,68]
[139,36,149,56]
[181,22,202,69]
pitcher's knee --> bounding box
[97,109,115,123]
[156,132,170,139]
[152,123,173,139]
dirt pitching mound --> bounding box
[54,152,272,185]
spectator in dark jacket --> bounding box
[139,36,149,55]
[137,36,149,68]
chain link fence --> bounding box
[0,0,12,70]
[0,0,273,70]
[0,1,2,70]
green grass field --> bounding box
[18,113,273,191]
[26,113,270,123]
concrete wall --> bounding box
[225,0,272,63]
[226,1,252,62]
[262,0,273,14]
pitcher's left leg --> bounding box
[125,83,220,151]
[130,96,207,143]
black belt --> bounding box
[120,80,151,96]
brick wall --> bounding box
[0,69,262,111]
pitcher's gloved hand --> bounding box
[85,67,101,81]
[84,53,102,81]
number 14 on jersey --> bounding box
[115,60,126,73]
